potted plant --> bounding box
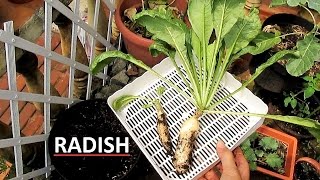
[0,157,11,180]
[90,0,320,174]
[295,157,320,180]
[115,0,188,67]
[250,1,320,140]
[241,125,297,179]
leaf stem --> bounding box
[203,110,320,129]
[300,5,317,31]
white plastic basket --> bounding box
[108,57,268,180]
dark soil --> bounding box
[252,134,287,175]
[123,7,153,39]
[48,99,141,180]
[251,171,281,180]
[294,161,320,180]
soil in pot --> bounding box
[241,132,287,175]
[250,14,319,93]
[295,161,320,180]
[48,99,141,180]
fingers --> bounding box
[234,148,250,180]
[216,140,241,180]
[204,168,220,180]
[216,141,238,172]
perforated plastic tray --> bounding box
[108,58,268,180]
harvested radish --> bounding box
[155,100,173,155]
[173,111,202,174]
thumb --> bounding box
[216,140,241,180]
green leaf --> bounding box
[286,35,320,76]
[308,0,320,13]
[234,32,281,59]
[287,0,305,7]
[304,86,315,99]
[149,40,175,59]
[303,76,313,82]
[241,139,252,150]
[253,50,294,81]
[212,0,245,39]
[255,150,264,158]
[156,86,166,96]
[112,95,140,111]
[191,30,201,60]
[248,132,259,142]
[243,147,257,162]
[249,161,257,170]
[284,97,292,107]
[270,0,287,7]
[307,127,320,143]
[259,137,279,151]
[90,50,150,75]
[188,0,214,44]
[225,8,262,55]
[142,103,153,109]
[290,98,298,109]
[265,153,284,169]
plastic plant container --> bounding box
[108,58,268,179]
[256,125,298,180]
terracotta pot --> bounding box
[0,160,11,179]
[115,0,188,67]
[296,157,320,172]
[256,125,298,180]
[8,0,34,4]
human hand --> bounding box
[198,140,250,180]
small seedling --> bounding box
[241,132,285,174]
[0,157,8,174]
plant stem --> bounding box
[307,105,320,118]
[300,5,317,31]
[203,110,319,129]
[142,0,145,10]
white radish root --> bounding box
[173,111,202,174]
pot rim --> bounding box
[296,157,320,173]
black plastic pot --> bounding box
[48,99,141,180]
[250,14,314,93]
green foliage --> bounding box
[259,137,279,151]
[0,157,8,174]
[241,133,284,172]
[91,0,320,142]
[303,74,320,99]
[112,95,140,111]
[286,35,320,76]
[265,153,284,169]
[271,0,320,13]
[156,86,166,96]
[142,103,153,109]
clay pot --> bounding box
[115,0,188,67]
[8,0,34,4]
[256,125,298,180]
[295,157,320,179]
